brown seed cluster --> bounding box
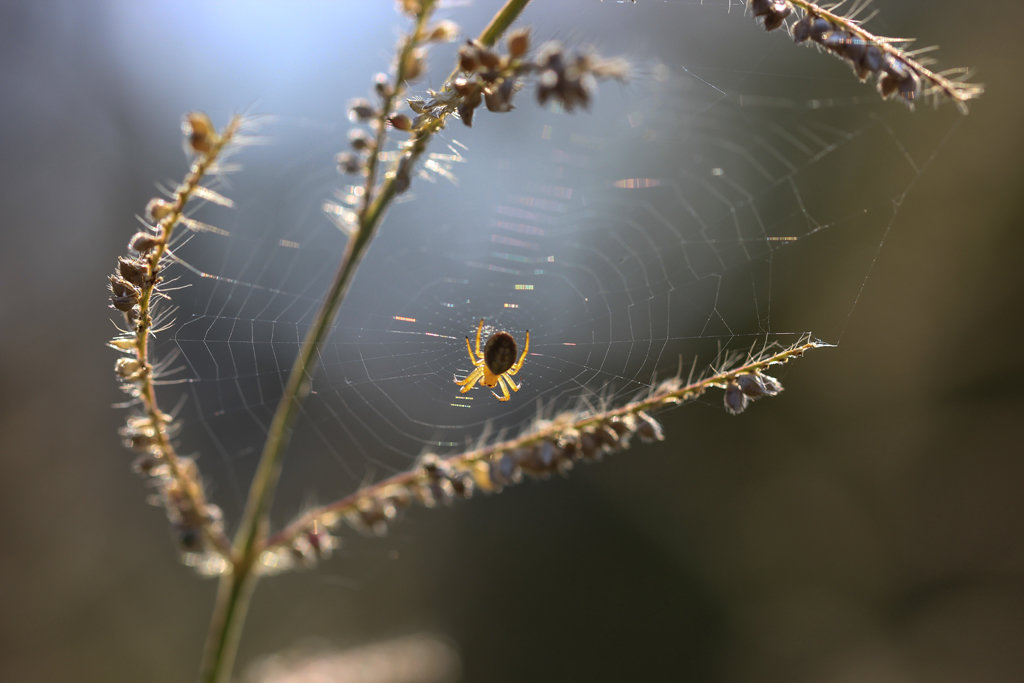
[790,10,918,103]
[403,30,627,130]
[337,5,453,189]
[259,409,665,573]
[750,0,792,32]
[723,371,783,415]
[749,0,982,110]
[260,338,826,573]
[336,95,381,177]
[108,112,238,571]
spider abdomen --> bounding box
[484,332,517,376]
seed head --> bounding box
[458,42,480,73]
[348,98,376,122]
[348,128,372,151]
[118,257,149,288]
[403,48,427,82]
[146,198,174,223]
[335,152,362,175]
[426,20,458,43]
[115,357,143,380]
[724,381,749,415]
[387,113,413,131]
[183,112,216,155]
[129,232,161,253]
[507,28,530,59]
[373,73,393,100]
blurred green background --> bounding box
[2,1,1022,681]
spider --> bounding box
[454,318,530,401]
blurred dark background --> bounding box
[2,1,1023,681]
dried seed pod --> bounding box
[490,453,522,487]
[457,101,476,127]
[126,432,160,452]
[146,198,174,222]
[878,72,900,98]
[458,42,480,73]
[607,416,633,440]
[859,46,884,77]
[120,421,159,451]
[449,471,474,498]
[579,431,601,460]
[424,478,456,506]
[426,20,458,43]
[347,497,394,536]
[348,98,376,122]
[451,77,473,97]
[304,524,335,560]
[764,5,792,31]
[108,337,136,352]
[791,14,813,43]
[373,72,393,99]
[118,257,148,288]
[724,381,749,415]
[534,43,597,112]
[635,411,664,443]
[877,56,919,101]
[109,275,139,312]
[794,14,832,43]
[477,47,501,71]
[818,29,849,52]
[517,443,554,478]
[398,0,421,18]
[751,0,792,32]
[183,112,216,155]
[735,373,769,398]
[388,113,413,131]
[484,78,517,113]
[348,128,372,151]
[472,461,500,493]
[420,453,449,479]
[559,437,579,462]
[403,48,427,82]
[109,293,137,314]
[390,490,415,509]
[336,152,362,175]
[131,453,162,475]
[759,374,782,395]
[289,537,316,567]
[507,27,530,59]
[595,424,621,450]
[109,276,135,297]
[129,232,161,253]
[392,156,413,194]
[174,524,204,553]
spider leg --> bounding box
[465,335,477,362]
[504,374,520,392]
[506,329,530,376]
[455,365,484,392]
[474,318,484,358]
[491,375,512,401]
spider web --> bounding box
[135,0,964,519]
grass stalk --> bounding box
[199,2,533,680]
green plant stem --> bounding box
[198,563,257,683]
[477,0,530,47]
[199,2,532,681]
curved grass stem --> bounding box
[199,2,532,681]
